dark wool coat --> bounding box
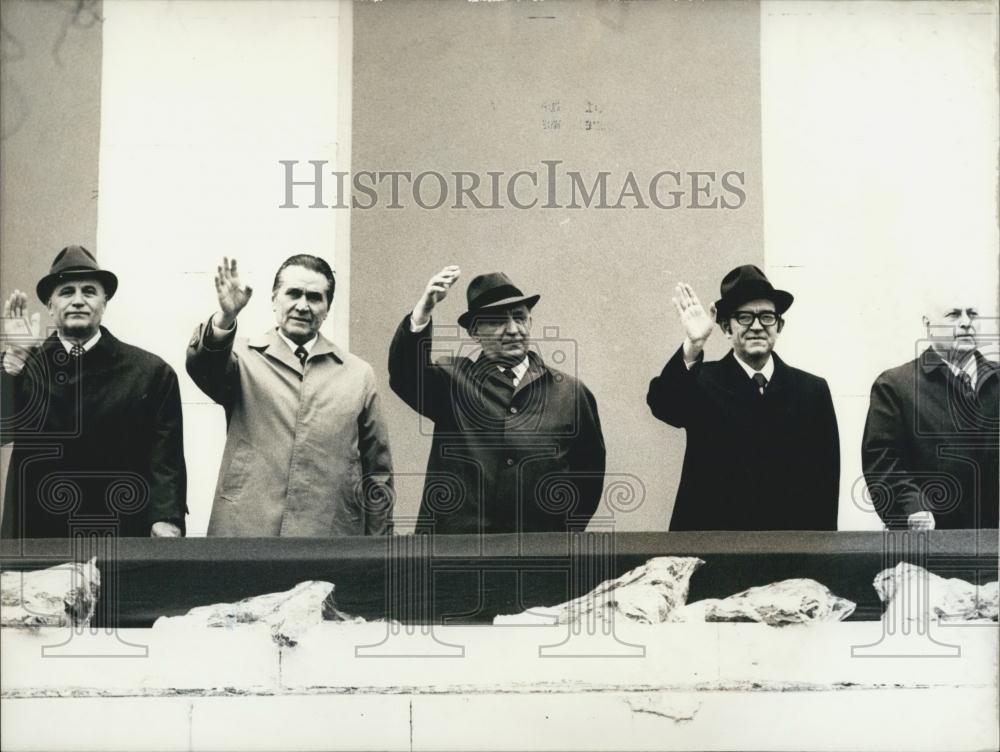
[388,315,606,534]
[647,347,840,531]
[862,348,998,529]
[1,329,187,538]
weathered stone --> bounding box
[494,556,704,625]
[874,563,998,623]
[153,581,363,646]
[669,578,856,626]
[0,557,100,628]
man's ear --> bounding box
[720,321,731,336]
[776,318,785,334]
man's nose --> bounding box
[70,291,86,306]
[504,317,520,334]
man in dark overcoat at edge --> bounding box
[389,265,606,534]
[647,265,840,531]
[862,289,998,530]
[1,246,187,538]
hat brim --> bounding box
[715,287,793,323]
[459,294,540,329]
[37,269,119,303]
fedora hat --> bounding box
[457,272,540,329]
[713,264,793,323]
[36,246,118,303]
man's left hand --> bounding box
[151,521,182,537]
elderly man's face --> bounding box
[924,301,979,358]
[48,277,107,340]
[724,297,782,367]
[471,304,532,364]
[271,265,331,345]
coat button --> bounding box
[509,406,518,414]
[506,458,515,467]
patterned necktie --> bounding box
[752,372,768,395]
[959,370,975,397]
[294,345,308,367]
[70,344,85,359]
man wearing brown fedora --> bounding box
[0,246,187,538]
[646,265,840,531]
[389,266,606,534]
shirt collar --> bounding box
[58,330,102,354]
[495,356,530,387]
[277,330,317,355]
[733,353,774,383]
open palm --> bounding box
[672,283,715,344]
[215,257,253,320]
[2,290,43,361]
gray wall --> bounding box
[351,0,764,531]
[0,0,103,518]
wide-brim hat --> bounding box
[457,272,540,329]
[714,264,793,323]
[36,245,118,303]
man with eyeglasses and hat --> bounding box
[0,246,187,538]
[646,265,840,531]
[389,266,606,534]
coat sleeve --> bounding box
[646,346,704,427]
[0,354,19,446]
[358,366,395,536]
[570,382,607,526]
[387,314,450,420]
[862,374,920,528]
[185,316,240,408]
[147,364,189,534]
[811,377,841,530]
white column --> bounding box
[96,0,351,535]
[760,1,999,530]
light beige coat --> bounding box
[187,318,393,536]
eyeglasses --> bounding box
[731,310,779,327]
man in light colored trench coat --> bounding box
[187,255,394,536]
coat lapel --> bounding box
[512,353,546,396]
[766,352,791,397]
[248,329,346,376]
[718,351,758,400]
[249,330,303,375]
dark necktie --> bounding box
[294,345,308,367]
[70,344,85,359]
[498,367,516,389]
[752,372,768,395]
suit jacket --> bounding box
[862,348,999,529]
[186,317,394,537]
[647,347,840,531]
[1,329,187,538]
[388,315,606,534]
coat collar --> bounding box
[473,349,549,393]
[247,328,344,374]
[919,346,998,377]
[719,349,791,396]
[43,326,120,360]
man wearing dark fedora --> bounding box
[646,265,840,531]
[0,245,187,538]
[389,265,606,534]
